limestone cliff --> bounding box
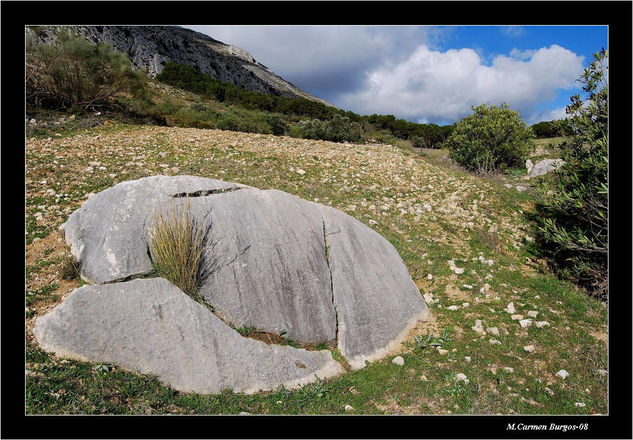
[26,25,332,106]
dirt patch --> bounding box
[444,283,472,301]
[590,330,608,343]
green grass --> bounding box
[25,116,607,415]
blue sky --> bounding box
[184,25,607,125]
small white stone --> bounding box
[527,311,539,318]
[423,293,434,304]
[535,321,550,328]
[544,387,554,396]
[471,326,486,334]
[489,339,501,345]
[427,273,433,280]
[392,356,405,366]
[519,319,532,328]
[486,259,494,266]
[523,345,536,353]
[437,348,448,355]
[486,327,500,336]
[575,402,586,408]
[455,373,469,384]
[296,168,306,175]
[597,369,607,376]
[462,284,473,290]
[556,369,569,380]
[344,404,355,412]
[511,314,524,321]
[420,374,428,381]
[474,320,483,328]
[453,267,464,275]
[465,356,472,363]
[462,302,470,308]
[505,302,516,314]
[503,367,514,373]
[447,305,459,311]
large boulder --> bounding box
[36,175,430,393]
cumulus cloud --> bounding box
[338,44,584,124]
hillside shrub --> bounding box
[409,135,426,148]
[26,29,147,110]
[532,49,608,299]
[446,104,535,173]
[297,115,362,143]
[531,120,559,138]
[266,114,289,136]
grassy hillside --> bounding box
[25,120,607,414]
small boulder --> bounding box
[392,356,405,366]
[526,159,566,179]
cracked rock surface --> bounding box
[34,278,342,394]
[36,175,429,394]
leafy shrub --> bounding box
[409,135,427,148]
[146,198,209,297]
[297,114,362,143]
[531,120,559,138]
[532,49,608,298]
[26,29,147,110]
[265,114,289,136]
[446,103,535,173]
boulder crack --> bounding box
[171,186,244,198]
[322,218,338,345]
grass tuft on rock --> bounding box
[146,197,208,298]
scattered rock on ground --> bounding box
[556,369,569,380]
[392,356,405,366]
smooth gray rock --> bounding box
[63,175,247,283]
[526,159,565,178]
[59,175,429,371]
[322,206,430,369]
[33,278,342,394]
[189,189,336,344]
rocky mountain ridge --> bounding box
[25,25,332,106]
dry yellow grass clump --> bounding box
[146,197,208,297]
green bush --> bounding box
[531,120,559,138]
[297,114,362,143]
[26,29,147,110]
[446,103,535,173]
[532,49,608,298]
[265,114,289,136]
[409,135,427,148]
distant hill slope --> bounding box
[25,25,333,107]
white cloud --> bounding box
[501,26,525,37]
[339,44,584,124]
